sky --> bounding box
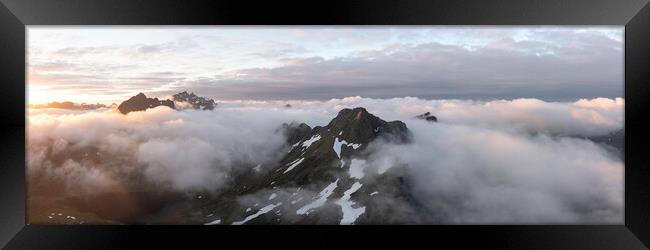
[27,26,624,104]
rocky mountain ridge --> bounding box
[117,93,175,114]
[164,107,423,225]
[172,91,216,110]
[117,92,216,114]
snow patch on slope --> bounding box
[205,219,222,225]
[333,138,345,158]
[284,158,305,173]
[336,182,365,225]
[232,202,282,225]
[296,178,339,215]
[301,134,321,149]
[349,159,366,179]
[333,138,362,159]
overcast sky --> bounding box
[27,26,623,104]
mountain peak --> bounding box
[327,107,409,145]
[272,107,410,178]
[329,108,370,128]
[342,107,371,121]
[167,107,415,225]
[117,93,174,114]
[172,91,216,110]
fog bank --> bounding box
[27,96,624,223]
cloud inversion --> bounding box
[27,97,623,223]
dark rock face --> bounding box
[117,93,175,114]
[328,107,411,144]
[415,112,438,122]
[280,122,312,145]
[172,91,216,110]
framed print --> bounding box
[1,0,649,249]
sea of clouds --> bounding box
[27,96,624,223]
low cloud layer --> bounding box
[218,96,623,137]
[365,122,622,223]
[28,107,294,192]
[27,96,623,223]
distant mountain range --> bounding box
[28,101,110,110]
[117,92,216,114]
[29,92,217,115]
[172,91,216,110]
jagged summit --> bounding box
[281,107,410,165]
[172,91,216,110]
[326,107,410,145]
[275,107,410,181]
[117,93,174,114]
[176,108,415,225]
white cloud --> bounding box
[270,96,623,137]
[365,122,622,223]
[27,96,623,223]
[28,106,294,191]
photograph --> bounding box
[26,26,624,225]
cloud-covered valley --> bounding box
[27,96,624,223]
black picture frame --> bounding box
[1,0,649,249]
